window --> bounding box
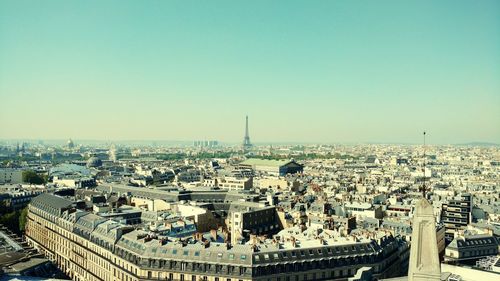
[229,254,235,260]
[240,254,247,260]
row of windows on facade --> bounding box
[28,219,398,281]
[144,267,368,281]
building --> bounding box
[344,202,383,219]
[441,194,473,242]
[193,141,219,148]
[0,168,23,184]
[27,193,410,281]
[229,204,279,244]
[0,187,44,210]
[216,177,253,191]
[444,234,499,264]
[380,219,446,257]
[0,227,63,279]
[255,177,299,191]
[239,159,303,176]
[50,164,96,188]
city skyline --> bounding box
[1,0,499,144]
[0,2,499,280]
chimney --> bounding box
[251,235,257,246]
[210,229,217,241]
[196,232,203,241]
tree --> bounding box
[22,170,46,184]
[0,211,19,234]
[19,207,28,232]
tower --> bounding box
[243,115,252,149]
[109,144,117,162]
[408,199,441,280]
[408,131,441,281]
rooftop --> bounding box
[240,159,294,167]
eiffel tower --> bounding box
[243,115,252,150]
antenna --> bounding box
[422,131,427,198]
[245,115,249,137]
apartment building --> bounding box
[26,193,410,281]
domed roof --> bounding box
[67,138,75,148]
[86,157,103,168]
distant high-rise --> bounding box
[243,115,252,149]
[440,193,472,242]
[109,144,117,162]
[193,140,219,148]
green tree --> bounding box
[0,211,19,234]
[22,170,46,184]
[19,207,28,232]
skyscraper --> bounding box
[243,115,252,149]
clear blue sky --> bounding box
[1,0,499,144]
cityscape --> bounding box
[1,1,499,281]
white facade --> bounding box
[0,169,23,184]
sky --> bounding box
[0,0,499,144]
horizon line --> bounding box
[0,138,497,146]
